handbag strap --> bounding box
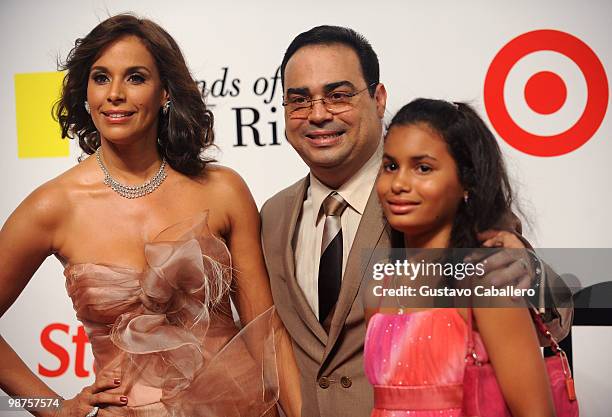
[466,306,571,372]
[528,306,562,353]
[465,307,480,365]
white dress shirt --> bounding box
[294,142,383,319]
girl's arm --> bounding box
[473,306,555,417]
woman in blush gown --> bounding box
[0,15,300,417]
[364,99,555,417]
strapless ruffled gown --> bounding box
[64,212,279,417]
[364,309,487,417]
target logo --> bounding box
[484,30,609,157]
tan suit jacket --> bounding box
[261,176,572,417]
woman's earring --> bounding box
[162,101,171,115]
[464,192,469,204]
[84,101,90,114]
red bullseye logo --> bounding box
[484,29,609,157]
[524,71,567,115]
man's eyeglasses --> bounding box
[282,83,377,119]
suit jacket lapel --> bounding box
[280,176,328,345]
[323,185,386,359]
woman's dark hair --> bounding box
[387,98,516,248]
[280,25,379,96]
[54,14,214,176]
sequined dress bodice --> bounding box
[364,309,487,417]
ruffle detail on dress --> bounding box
[65,211,279,417]
[169,307,280,417]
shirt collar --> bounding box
[309,139,383,226]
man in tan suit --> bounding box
[261,26,572,417]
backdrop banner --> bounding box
[1,1,610,416]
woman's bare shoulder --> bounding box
[194,164,253,200]
[13,156,98,228]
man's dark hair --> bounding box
[280,25,379,96]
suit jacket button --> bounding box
[340,376,352,388]
[318,376,330,389]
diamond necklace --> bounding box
[95,147,167,199]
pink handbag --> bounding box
[462,307,579,416]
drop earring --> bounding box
[162,101,171,115]
[84,101,90,114]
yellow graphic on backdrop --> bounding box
[14,71,68,158]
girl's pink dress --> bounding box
[364,309,487,417]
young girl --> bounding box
[365,99,554,417]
